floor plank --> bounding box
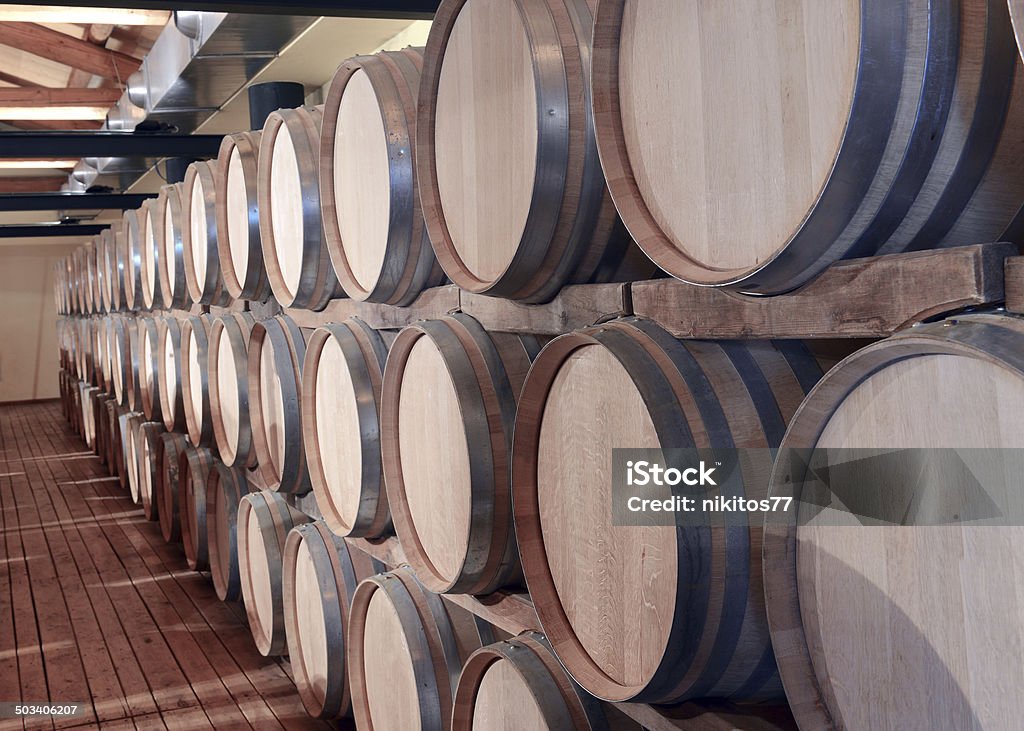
[0,399,331,731]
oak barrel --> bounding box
[182,161,230,306]
[381,314,538,593]
[511,318,822,703]
[348,566,495,731]
[453,633,614,731]
[301,319,391,538]
[102,226,125,312]
[417,0,653,302]
[135,420,165,522]
[106,400,127,490]
[108,316,132,408]
[123,412,144,504]
[180,446,218,571]
[136,317,163,423]
[121,207,144,310]
[158,431,190,544]
[215,131,270,301]
[180,314,214,447]
[282,521,384,718]
[237,490,312,656]
[321,48,446,305]
[258,106,340,309]
[764,312,1024,730]
[206,462,251,602]
[156,183,189,310]
[156,317,186,432]
[138,199,164,310]
[592,0,1024,293]
[208,312,256,468]
[248,315,310,494]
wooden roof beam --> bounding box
[0,23,140,81]
[0,87,122,106]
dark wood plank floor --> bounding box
[0,400,329,730]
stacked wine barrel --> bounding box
[52,1,1024,728]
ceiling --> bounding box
[0,6,430,247]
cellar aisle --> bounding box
[0,400,330,731]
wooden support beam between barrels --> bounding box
[633,243,1014,339]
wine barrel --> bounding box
[180,446,218,571]
[102,226,125,312]
[108,316,132,408]
[183,161,230,306]
[157,317,186,433]
[121,207,144,310]
[206,462,251,601]
[180,314,214,447]
[136,317,163,423]
[1012,0,1024,62]
[125,317,143,413]
[381,314,538,593]
[83,241,97,314]
[139,197,164,310]
[157,183,189,310]
[82,385,101,450]
[208,312,256,468]
[453,633,615,731]
[237,490,312,656]
[282,521,384,718]
[95,318,111,393]
[511,318,823,704]
[123,412,144,503]
[135,420,165,522]
[258,106,340,309]
[321,49,446,305]
[215,131,270,300]
[106,400,127,490]
[92,389,109,464]
[159,431,190,544]
[764,312,1024,729]
[248,315,310,494]
[592,0,1024,293]
[416,0,653,302]
[348,566,495,731]
[301,319,390,538]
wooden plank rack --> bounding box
[158,243,1018,342]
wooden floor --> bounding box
[0,400,331,730]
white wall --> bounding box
[0,243,77,402]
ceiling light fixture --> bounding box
[0,6,169,25]
[0,160,78,170]
[0,106,110,121]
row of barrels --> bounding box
[59,304,1024,728]
[57,0,1024,318]
[58,369,644,730]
